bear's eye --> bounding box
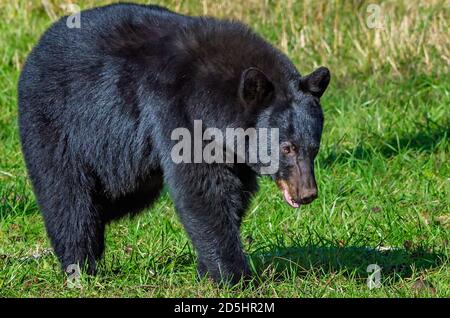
[281,142,296,155]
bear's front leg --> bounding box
[165,163,252,285]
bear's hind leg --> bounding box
[40,183,106,275]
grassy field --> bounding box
[0,0,449,297]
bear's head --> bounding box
[239,66,330,208]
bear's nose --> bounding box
[298,188,317,204]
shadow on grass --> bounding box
[320,124,449,167]
[250,246,447,283]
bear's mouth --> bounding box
[276,180,300,208]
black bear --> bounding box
[18,3,330,285]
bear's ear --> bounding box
[299,66,330,98]
[238,67,274,108]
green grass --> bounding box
[0,0,449,297]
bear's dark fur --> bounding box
[18,3,330,284]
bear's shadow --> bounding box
[249,245,447,283]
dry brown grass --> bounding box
[1,0,448,81]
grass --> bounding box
[0,0,449,297]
